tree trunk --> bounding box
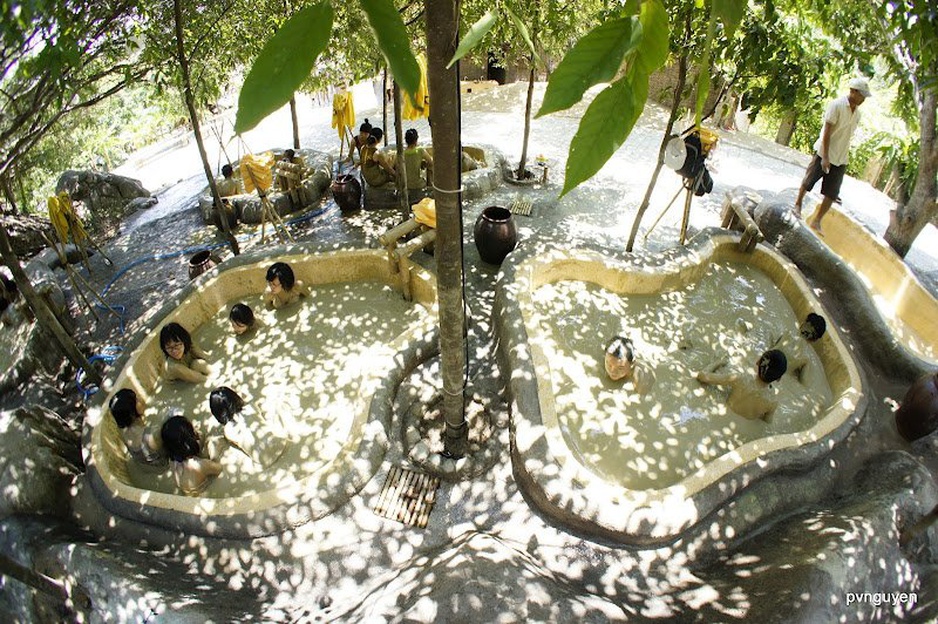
[775,109,797,146]
[517,64,537,179]
[382,68,389,146]
[392,82,410,210]
[426,0,468,457]
[885,88,938,257]
[0,172,18,214]
[626,14,691,252]
[289,95,300,149]
[172,0,239,256]
[0,225,100,385]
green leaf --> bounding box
[634,0,670,75]
[235,2,333,134]
[360,0,420,97]
[713,0,745,40]
[448,10,499,69]
[506,5,537,60]
[561,78,638,197]
[537,17,641,118]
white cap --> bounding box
[849,77,872,98]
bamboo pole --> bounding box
[0,225,101,386]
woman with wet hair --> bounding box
[603,335,656,394]
[209,386,287,468]
[160,322,211,383]
[229,303,258,336]
[161,415,222,496]
[264,262,310,309]
[108,388,165,466]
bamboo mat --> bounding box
[373,466,441,528]
[509,198,533,216]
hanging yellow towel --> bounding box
[240,152,275,194]
[412,196,436,228]
[402,53,430,120]
[48,191,88,244]
[331,90,355,139]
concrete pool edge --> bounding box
[495,230,865,546]
[81,245,439,538]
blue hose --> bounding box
[76,345,123,400]
[97,201,336,331]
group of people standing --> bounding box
[108,261,309,496]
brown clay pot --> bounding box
[473,205,517,265]
[896,372,938,442]
[331,174,362,213]
[188,250,218,281]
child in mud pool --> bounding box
[160,322,211,383]
[264,262,310,310]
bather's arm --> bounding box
[165,358,209,384]
[696,370,739,386]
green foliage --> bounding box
[536,17,642,117]
[12,84,181,213]
[563,77,638,196]
[848,131,919,199]
[234,2,335,133]
[449,11,498,69]
[234,0,421,131]
[360,0,420,96]
[539,0,670,196]
[505,5,537,60]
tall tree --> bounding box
[170,0,239,254]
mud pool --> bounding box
[530,261,833,490]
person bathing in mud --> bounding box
[108,388,165,466]
[209,386,287,469]
[604,335,656,395]
[161,415,222,496]
[229,302,262,336]
[696,349,788,422]
[160,322,211,383]
[770,312,827,384]
[264,262,310,310]
[360,127,396,187]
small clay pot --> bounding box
[473,206,518,265]
[331,174,362,213]
[187,250,218,281]
[896,372,938,442]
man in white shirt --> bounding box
[794,77,871,232]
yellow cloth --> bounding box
[47,191,88,244]
[331,90,356,140]
[240,152,275,194]
[412,197,436,228]
[402,53,430,120]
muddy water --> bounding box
[128,281,432,497]
[530,262,833,490]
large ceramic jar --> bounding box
[331,174,362,213]
[473,205,517,265]
[188,250,218,281]
[896,372,938,442]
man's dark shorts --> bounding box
[801,154,846,200]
